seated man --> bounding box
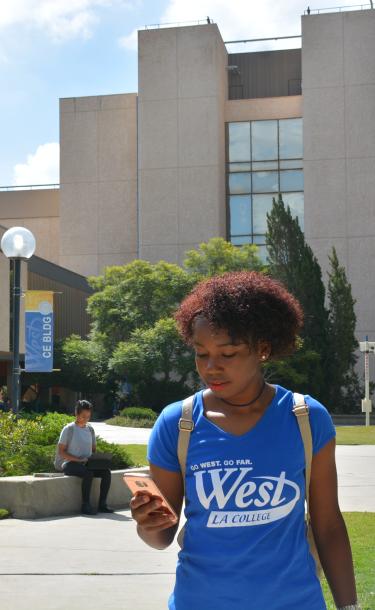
[57,399,114,515]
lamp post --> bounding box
[1,227,36,415]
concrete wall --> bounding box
[0,189,59,264]
[59,94,138,276]
[302,9,375,342]
[225,95,302,122]
[138,24,228,265]
[0,469,144,519]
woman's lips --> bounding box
[207,381,229,391]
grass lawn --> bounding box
[126,444,148,466]
[322,513,375,610]
[335,426,375,445]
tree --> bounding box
[109,318,199,410]
[88,260,195,347]
[326,247,360,412]
[60,260,196,412]
[184,237,264,278]
[266,195,329,401]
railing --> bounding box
[304,3,372,14]
[0,184,60,191]
[144,18,214,29]
[225,35,301,44]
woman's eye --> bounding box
[195,353,208,359]
[222,353,236,359]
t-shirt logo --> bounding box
[193,468,300,528]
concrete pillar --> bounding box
[138,24,228,265]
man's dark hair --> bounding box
[175,271,303,359]
[75,399,93,415]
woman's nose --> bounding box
[206,356,221,370]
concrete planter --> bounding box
[0,467,148,519]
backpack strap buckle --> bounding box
[178,418,194,431]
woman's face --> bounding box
[192,317,265,403]
[75,409,92,427]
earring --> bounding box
[261,355,266,361]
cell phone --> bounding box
[123,473,178,520]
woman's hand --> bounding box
[131,465,183,550]
[130,492,178,532]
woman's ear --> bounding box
[257,341,271,362]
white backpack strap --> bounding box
[176,394,195,548]
[293,392,322,577]
[177,395,195,497]
[292,392,312,514]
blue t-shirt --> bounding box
[148,385,336,610]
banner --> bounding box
[25,291,54,372]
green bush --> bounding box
[0,412,133,476]
[95,438,132,470]
[119,407,157,422]
[107,415,155,428]
[0,508,10,519]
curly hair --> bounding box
[175,271,303,359]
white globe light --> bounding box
[1,226,36,259]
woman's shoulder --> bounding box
[62,421,75,430]
[148,396,199,471]
[274,384,330,414]
[159,391,201,423]
[276,385,335,452]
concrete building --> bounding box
[1,7,375,376]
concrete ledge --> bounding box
[0,468,148,519]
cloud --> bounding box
[0,0,132,42]
[159,0,363,51]
[13,143,60,186]
[118,28,138,51]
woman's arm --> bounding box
[309,438,358,608]
[58,443,87,463]
[131,463,184,550]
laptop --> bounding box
[86,452,113,469]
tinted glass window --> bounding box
[229,173,251,195]
[231,235,251,246]
[252,161,278,171]
[280,170,304,192]
[252,194,275,234]
[252,171,279,193]
[279,119,303,159]
[227,118,303,249]
[228,122,250,162]
[251,121,278,161]
[282,192,304,230]
[229,195,252,235]
[228,162,251,172]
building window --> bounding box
[227,118,303,260]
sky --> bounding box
[0,0,366,187]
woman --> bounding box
[130,271,359,610]
[57,399,113,515]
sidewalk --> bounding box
[0,509,178,610]
[91,422,151,445]
[0,423,373,610]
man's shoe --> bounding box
[98,504,114,513]
[81,503,97,515]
